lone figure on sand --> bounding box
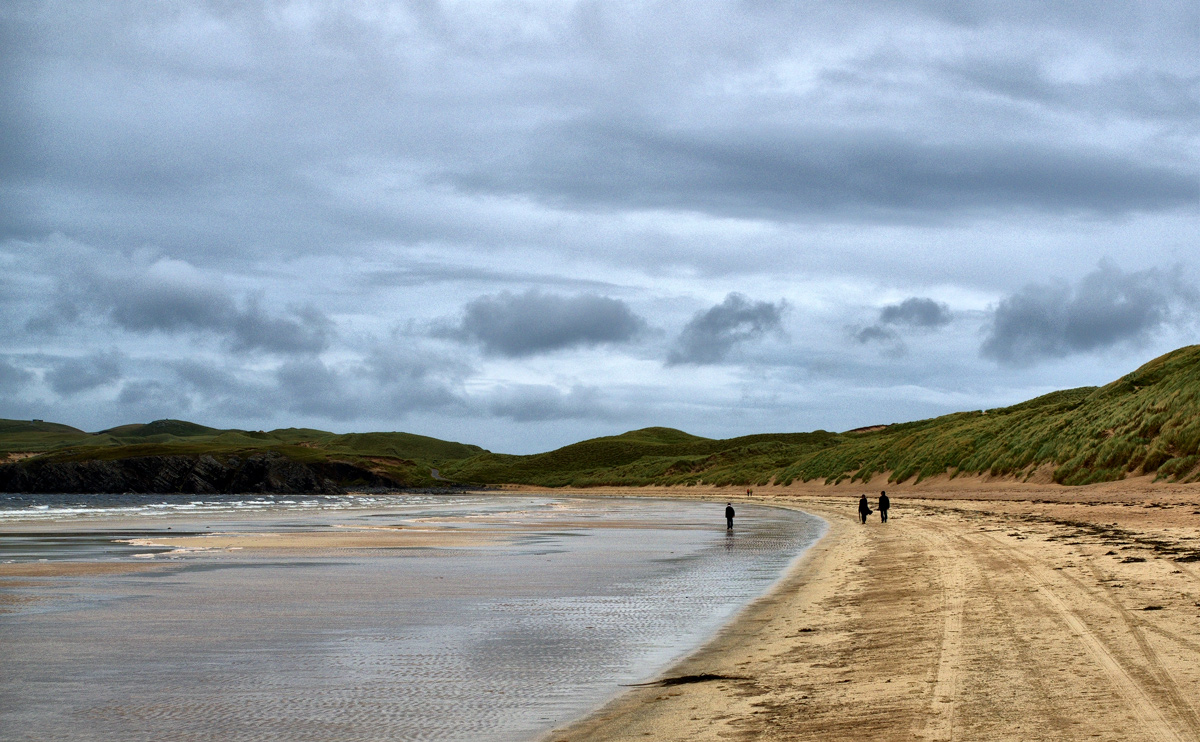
[858,494,871,524]
[878,491,890,522]
[725,503,735,530]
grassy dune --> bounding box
[6,345,1200,490]
[442,345,1200,488]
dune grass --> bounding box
[7,345,1200,490]
[443,345,1200,488]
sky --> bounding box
[1,1,1198,454]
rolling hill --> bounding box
[441,344,1200,488]
[0,420,487,492]
[5,345,1200,492]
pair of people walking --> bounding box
[858,491,890,523]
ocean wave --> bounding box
[0,493,447,521]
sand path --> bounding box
[552,495,1200,741]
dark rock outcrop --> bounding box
[0,453,401,494]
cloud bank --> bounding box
[30,256,332,354]
[451,290,645,357]
[981,263,1195,366]
[45,353,122,396]
[880,298,953,328]
[668,294,785,365]
[856,296,953,346]
[2,2,1197,452]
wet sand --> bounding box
[547,478,1200,741]
[0,496,822,742]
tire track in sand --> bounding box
[969,540,1076,737]
[1077,561,1200,732]
[984,533,1191,742]
[919,529,967,742]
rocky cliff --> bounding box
[0,453,402,495]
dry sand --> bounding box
[546,479,1200,742]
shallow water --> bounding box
[0,495,823,741]
[0,491,449,522]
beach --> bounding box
[0,495,822,742]
[549,479,1200,741]
[3,483,1199,741]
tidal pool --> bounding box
[0,494,824,741]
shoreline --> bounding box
[545,481,1200,741]
[0,493,825,742]
[3,482,1198,740]
[544,495,844,742]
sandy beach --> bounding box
[547,478,1200,741]
[3,483,1198,740]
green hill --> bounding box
[441,428,840,486]
[6,345,1200,490]
[0,418,488,489]
[442,345,1200,488]
[100,419,222,439]
[0,420,86,435]
[308,431,484,461]
[0,419,91,452]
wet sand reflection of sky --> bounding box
[0,495,823,742]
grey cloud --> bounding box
[0,359,34,391]
[2,0,1193,275]
[486,385,606,422]
[169,360,279,420]
[104,260,230,333]
[363,348,469,415]
[276,352,465,422]
[366,263,621,291]
[452,290,645,357]
[117,379,192,415]
[170,359,242,394]
[946,56,1200,122]
[981,263,1195,366]
[852,296,948,350]
[228,302,332,355]
[456,126,1198,222]
[880,297,952,327]
[49,257,333,354]
[45,352,122,396]
[854,326,900,344]
[164,347,470,425]
[668,293,785,365]
[24,301,81,335]
[365,346,471,388]
[275,360,356,420]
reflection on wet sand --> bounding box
[0,495,822,742]
[122,526,515,552]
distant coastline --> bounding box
[5,344,1200,495]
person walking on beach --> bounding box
[858,494,871,524]
[878,491,890,523]
[725,502,735,530]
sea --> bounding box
[0,492,824,742]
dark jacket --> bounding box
[725,505,735,519]
[858,497,871,514]
[879,494,890,510]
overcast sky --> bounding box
[2,1,1197,453]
